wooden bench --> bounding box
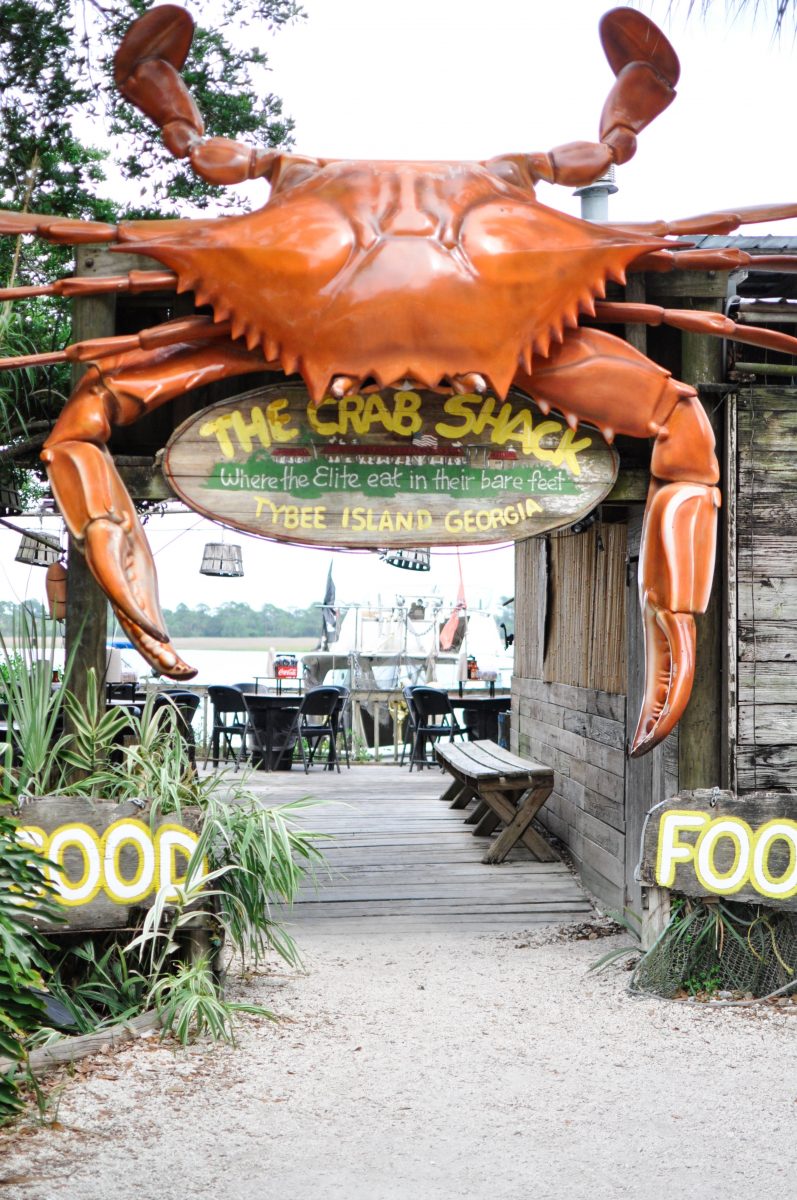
[435,739,559,864]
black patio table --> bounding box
[241,693,302,771]
[450,695,511,742]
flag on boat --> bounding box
[320,561,338,649]
[439,554,466,650]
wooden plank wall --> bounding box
[544,525,627,692]
[513,527,628,909]
[736,387,797,790]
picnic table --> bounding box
[435,739,559,864]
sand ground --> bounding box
[1,924,796,1200]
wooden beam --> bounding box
[678,296,726,789]
[646,269,730,301]
[65,245,116,709]
[117,456,173,501]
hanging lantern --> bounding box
[0,484,22,516]
[15,531,61,567]
[45,562,68,620]
[199,542,244,577]
[380,548,431,572]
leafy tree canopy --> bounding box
[0,0,303,488]
[0,597,320,639]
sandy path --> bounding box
[2,926,796,1200]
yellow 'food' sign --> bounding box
[18,818,201,907]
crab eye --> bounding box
[488,157,531,190]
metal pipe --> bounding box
[732,362,797,376]
[574,166,618,223]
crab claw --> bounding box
[630,598,695,756]
[115,610,197,682]
[84,517,196,680]
[42,438,196,682]
[630,481,720,757]
[598,9,679,165]
[84,518,196,680]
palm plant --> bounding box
[0,809,63,1124]
[0,608,73,800]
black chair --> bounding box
[205,685,249,768]
[106,681,137,703]
[399,685,420,767]
[286,686,344,774]
[406,686,465,770]
[151,691,201,765]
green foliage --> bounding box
[0,808,64,1124]
[147,956,269,1045]
[161,600,320,639]
[588,910,642,972]
[0,0,304,480]
[0,607,74,800]
[104,0,301,210]
[46,939,148,1034]
[45,794,325,1046]
[0,597,320,640]
[192,793,326,967]
[0,620,326,1123]
[632,896,797,1000]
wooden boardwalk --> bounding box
[248,764,593,931]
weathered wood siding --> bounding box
[512,526,628,908]
[512,675,626,908]
[736,387,797,790]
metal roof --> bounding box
[688,234,797,253]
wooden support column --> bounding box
[679,280,725,790]
[62,247,146,706]
[63,247,117,706]
[624,510,667,914]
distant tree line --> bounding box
[0,599,319,640]
[160,602,319,639]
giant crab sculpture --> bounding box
[1,5,796,755]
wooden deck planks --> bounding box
[244,764,592,930]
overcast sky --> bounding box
[2,0,795,615]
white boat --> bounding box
[302,595,513,695]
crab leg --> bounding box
[631,249,797,275]
[114,5,281,187]
[0,315,231,372]
[0,270,178,302]
[593,300,797,358]
[517,9,679,188]
[41,337,269,679]
[614,201,797,238]
[0,209,117,243]
[513,326,720,756]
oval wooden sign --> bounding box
[162,384,619,549]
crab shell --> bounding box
[113,157,669,400]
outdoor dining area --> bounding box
[0,669,510,777]
[198,680,511,773]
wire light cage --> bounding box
[15,531,62,567]
[200,542,244,577]
[379,548,431,572]
[0,484,22,516]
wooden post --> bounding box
[679,284,725,790]
[640,886,671,950]
[624,274,647,354]
[624,511,667,916]
[64,247,119,707]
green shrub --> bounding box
[0,809,63,1123]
